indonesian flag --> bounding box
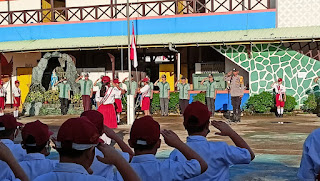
[130,23,138,68]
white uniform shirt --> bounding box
[12,87,21,97]
[116,154,201,181]
[91,147,130,180]
[273,84,286,95]
[19,153,58,180]
[0,88,6,97]
[298,128,320,180]
[114,87,122,99]
[34,163,109,181]
[140,85,150,98]
[95,86,119,105]
[169,136,251,181]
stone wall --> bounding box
[213,44,320,106]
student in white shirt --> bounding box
[0,142,29,181]
[298,128,320,180]
[271,78,286,117]
[138,78,151,116]
[169,101,255,181]
[0,81,6,116]
[34,117,140,181]
[96,76,124,129]
[12,80,21,119]
[113,79,124,123]
[19,120,57,180]
[118,116,207,181]
[81,110,134,179]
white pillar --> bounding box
[177,53,181,80]
[127,95,135,125]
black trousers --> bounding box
[60,98,69,115]
[179,99,189,114]
[231,96,242,122]
[149,98,153,114]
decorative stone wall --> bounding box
[31,52,80,94]
[213,44,320,106]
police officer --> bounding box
[224,68,244,122]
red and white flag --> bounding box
[130,23,138,68]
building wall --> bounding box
[0,0,41,11]
[2,52,41,104]
[214,44,320,106]
[0,10,276,42]
[278,0,320,27]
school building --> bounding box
[0,0,319,108]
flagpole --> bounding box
[126,0,134,125]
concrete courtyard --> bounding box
[14,113,320,180]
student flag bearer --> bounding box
[54,77,71,115]
[138,77,151,116]
[76,73,93,111]
[0,80,6,116]
[96,76,124,129]
[154,75,170,116]
[175,76,190,115]
[271,78,286,117]
[12,80,21,118]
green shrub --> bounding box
[151,93,160,113]
[25,91,44,103]
[168,92,179,113]
[284,95,297,112]
[246,91,274,113]
[192,93,205,104]
[71,93,82,107]
[302,94,318,113]
[44,90,59,104]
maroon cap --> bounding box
[278,78,283,82]
[183,101,211,128]
[0,115,23,131]
[0,80,3,85]
[15,80,19,84]
[81,110,104,135]
[102,76,110,83]
[130,116,160,146]
[22,120,53,146]
[142,78,149,82]
[113,79,120,84]
[56,117,101,150]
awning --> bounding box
[1,26,320,52]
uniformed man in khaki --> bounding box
[224,68,244,122]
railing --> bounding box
[0,0,272,25]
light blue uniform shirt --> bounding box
[169,136,251,181]
[298,128,320,180]
[91,148,130,180]
[1,139,26,162]
[116,154,201,181]
[34,163,109,181]
[0,140,26,180]
[19,153,58,180]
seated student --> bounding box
[19,120,58,180]
[0,115,26,161]
[34,117,140,181]
[298,128,320,180]
[81,110,133,179]
[170,101,255,181]
[0,142,29,181]
[117,116,207,181]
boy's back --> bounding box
[128,154,201,181]
[1,139,26,161]
[19,153,58,180]
[170,136,251,181]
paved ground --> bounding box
[14,113,320,180]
